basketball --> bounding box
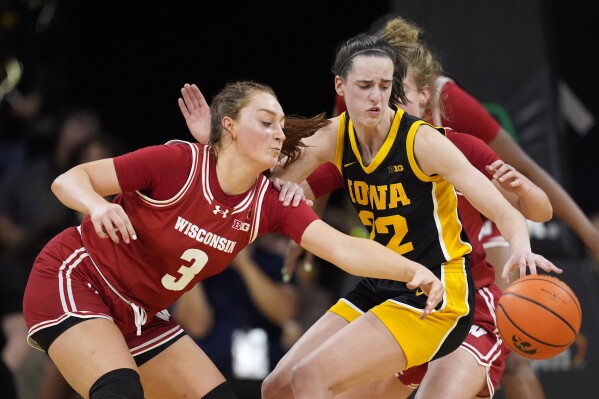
[496,274,582,359]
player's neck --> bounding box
[353,107,395,160]
[215,153,258,195]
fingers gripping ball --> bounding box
[497,274,582,359]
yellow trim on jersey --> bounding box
[434,181,472,258]
[372,260,470,369]
[346,108,403,175]
[327,261,470,369]
[329,299,363,323]
[335,113,347,174]
[406,120,439,183]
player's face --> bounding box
[400,70,424,118]
[337,55,394,127]
[236,92,286,169]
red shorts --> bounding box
[23,227,184,359]
[479,220,508,249]
[398,284,509,398]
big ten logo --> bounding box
[232,219,250,232]
[531,332,588,372]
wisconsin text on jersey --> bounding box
[346,179,412,209]
[174,216,237,253]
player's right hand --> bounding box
[406,268,444,319]
[89,202,137,244]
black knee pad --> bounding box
[89,368,144,399]
[203,382,238,399]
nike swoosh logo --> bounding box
[344,161,357,167]
[415,288,425,297]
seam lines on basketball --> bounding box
[498,298,575,346]
[497,303,568,348]
[502,291,578,336]
[508,277,582,316]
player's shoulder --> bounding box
[319,116,340,136]
[165,139,207,152]
[446,129,497,165]
[260,179,308,211]
[303,116,339,159]
[446,129,485,148]
[439,77,482,107]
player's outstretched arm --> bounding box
[300,219,444,318]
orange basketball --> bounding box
[496,274,582,359]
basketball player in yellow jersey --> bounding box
[180,34,560,399]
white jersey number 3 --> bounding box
[162,248,208,291]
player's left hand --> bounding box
[271,177,313,207]
[486,160,527,195]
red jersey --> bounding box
[432,77,500,144]
[80,141,318,313]
[445,130,499,288]
[334,76,500,143]
[307,130,499,288]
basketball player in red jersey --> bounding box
[380,17,556,398]
[22,81,446,399]
[333,16,599,274]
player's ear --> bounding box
[334,76,345,96]
[222,117,236,140]
[420,86,431,107]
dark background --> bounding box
[2,1,599,397]
[6,0,597,215]
[545,0,599,217]
[34,1,389,146]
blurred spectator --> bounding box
[279,254,336,351]
[0,72,61,181]
[0,109,102,276]
[27,132,125,399]
[0,278,20,399]
[1,0,69,180]
[0,109,122,399]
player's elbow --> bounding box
[518,196,553,223]
[51,174,66,197]
[527,203,553,223]
[316,241,353,275]
[539,204,553,222]
[330,238,371,277]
